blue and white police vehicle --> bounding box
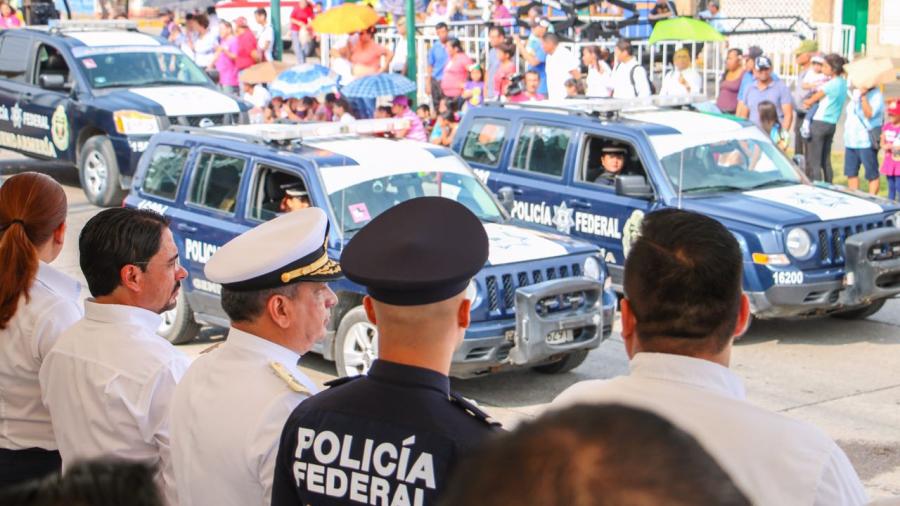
[453,97,900,321]
[0,20,249,206]
[124,119,617,377]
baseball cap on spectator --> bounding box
[747,46,763,60]
[794,39,818,55]
[888,100,900,116]
[392,95,410,107]
[234,16,248,28]
[810,54,825,64]
[532,17,551,29]
[755,56,772,70]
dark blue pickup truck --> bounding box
[0,21,248,206]
[453,99,900,321]
[125,120,617,377]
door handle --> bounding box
[567,198,592,209]
[21,92,33,102]
[176,223,198,234]
[512,187,524,196]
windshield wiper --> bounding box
[136,80,196,87]
[744,179,797,191]
[680,185,746,194]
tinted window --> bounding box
[187,152,246,214]
[511,124,571,178]
[460,119,508,166]
[0,36,31,82]
[248,166,312,222]
[35,44,71,86]
[141,145,190,200]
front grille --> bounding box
[815,219,886,267]
[167,113,237,127]
[483,262,584,316]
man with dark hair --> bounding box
[39,208,190,506]
[440,404,750,506]
[485,24,506,99]
[170,208,340,506]
[611,39,651,98]
[426,22,451,105]
[552,209,867,505]
[513,16,549,96]
[542,31,580,101]
[271,197,501,506]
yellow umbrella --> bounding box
[845,57,896,90]
[311,3,380,34]
[240,61,294,84]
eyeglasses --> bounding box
[129,257,182,270]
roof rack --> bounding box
[166,126,268,145]
[206,118,411,144]
[495,95,709,119]
[47,19,139,34]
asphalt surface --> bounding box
[2,152,900,500]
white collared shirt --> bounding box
[545,46,580,101]
[0,262,81,451]
[611,58,651,98]
[585,61,614,98]
[39,300,190,505]
[659,68,702,97]
[552,353,868,506]
[170,327,318,506]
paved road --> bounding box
[3,152,900,500]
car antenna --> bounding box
[678,151,685,209]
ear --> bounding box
[362,295,377,325]
[267,293,293,329]
[733,293,752,339]
[457,297,471,329]
[53,221,66,246]
[119,264,143,293]
[620,298,638,359]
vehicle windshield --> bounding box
[649,126,803,194]
[320,159,504,234]
[74,47,210,89]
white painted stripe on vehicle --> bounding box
[129,86,241,116]
[744,184,884,221]
[485,223,570,266]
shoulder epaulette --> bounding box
[199,341,223,354]
[269,361,311,395]
[324,375,364,389]
[448,391,503,429]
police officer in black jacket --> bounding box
[271,197,502,506]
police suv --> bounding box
[0,20,249,207]
[124,119,617,377]
[453,97,900,321]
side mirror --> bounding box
[497,186,516,213]
[615,175,654,199]
[792,154,806,169]
[39,74,68,91]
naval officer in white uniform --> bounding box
[169,208,340,506]
[551,209,867,506]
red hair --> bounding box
[0,172,67,329]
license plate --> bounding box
[546,329,573,345]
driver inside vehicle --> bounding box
[593,144,628,186]
[280,182,311,212]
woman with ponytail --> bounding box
[0,172,82,487]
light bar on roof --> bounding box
[519,94,708,114]
[209,118,412,143]
[48,19,138,30]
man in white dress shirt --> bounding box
[542,32,581,101]
[552,209,868,506]
[169,208,340,506]
[659,48,702,97]
[39,208,190,506]
[611,39,651,99]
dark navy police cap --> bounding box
[340,197,489,306]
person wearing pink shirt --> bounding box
[0,1,22,28]
[211,21,240,95]
[440,38,473,102]
[391,96,427,142]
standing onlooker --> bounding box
[440,38,474,104]
[391,95,428,141]
[388,16,408,74]
[716,48,745,114]
[159,9,174,39]
[233,17,259,71]
[188,14,218,70]
[254,8,275,62]
[735,56,793,133]
[332,26,391,118]
[611,39,651,98]
[493,42,516,98]
[0,173,81,489]
[803,53,848,182]
[881,100,900,202]
[462,63,486,108]
[543,32,580,101]
[207,5,220,34]
[491,0,513,25]
[39,208,191,506]
[698,1,723,32]
[211,21,240,95]
[508,70,545,102]
[289,0,315,63]
[582,45,613,98]
[426,22,451,105]
[514,17,550,96]
[647,0,676,26]
[758,100,789,152]
[485,25,506,100]
[792,40,818,155]
[844,85,885,194]
[0,1,21,28]
[659,48,701,97]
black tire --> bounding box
[78,135,128,207]
[532,349,589,374]
[831,299,887,320]
[334,306,378,378]
[158,290,201,344]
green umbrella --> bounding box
[648,17,726,44]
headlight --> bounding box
[113,110,160,135]
[465,279,481,308]
[785,228,813,259]
[583,256,601,280]
[892,211,900,228]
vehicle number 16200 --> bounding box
[773,271,804,285]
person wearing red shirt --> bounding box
[233,17,259,70]
[290,0,315,63]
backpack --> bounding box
[630,64,656,96]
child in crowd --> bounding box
[264,96,289,123]
[374,105,394,119]
[881,100,900,201]
[462,63,486,109]
[430,111,457,147]
[757,101,789,152]
[564,78,585,98]
[332,98,356,124]
[417,104,434,137]
[800,55,830,139]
